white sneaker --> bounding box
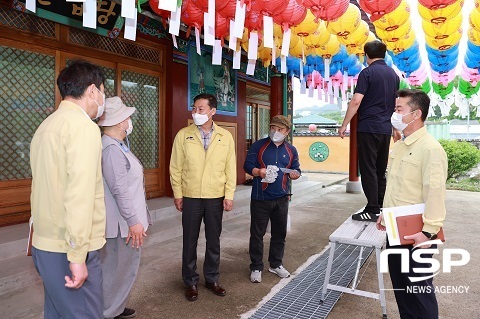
[250,270,262,283]
[269,265,290,278]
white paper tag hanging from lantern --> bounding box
[204,12,215,46]
[263,16,274,48]
[195,28,201,55]
[233,0,246,38]
[324,58,330,81]
[308,84,314,98]
[318,79,323,100]
[26,0,35,12]
[169,8,181,36]
[212,40,223,65]
[272,44,276,66]
[172,34,178,49]
[246,59,256,75]
[233,49,241,69]
[299,58,303,81]
[208,0,215,28]
[281,56,287,74]
[83,0,97,29]
[229,20,237,51]
[124,12,138,41]
[300,79,306,94]
[248,32,259,60]
[121,0,136,19]
[333,82,339,98]
[281,29,291,57]
[158,0,177,12]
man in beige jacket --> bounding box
[170,93,236,302]
[30,60,106,318]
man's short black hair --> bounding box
[57,60,105,99]
[397,89,430,122]
[193,93,217,109]
[364,41,387,59]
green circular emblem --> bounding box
[309,142,329,162]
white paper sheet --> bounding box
[26,0,35,12]
[124,12,137,41]
[263,16,273,48]
[212,39,222,65]
[246,59,256,75]
[233,49,241,69]
[169,8,181,36]
[158,0,177,12]
[281,29,291,57]
[233,0,246,38]
[121,0,136,19]
[82,0,96,29]
[228,20,237,50]
[204,12,215,46]
[248,32,259,60]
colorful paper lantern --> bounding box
[273,0,307,32]
[372,0,410,30]
[304,0,350,22]
[358,0,402,22]
[422,12,462,38]
[304,21,331,48]
[418,0,464,24]
[326,4,361,37]
[418,0,457,10]
[376,20,412,42]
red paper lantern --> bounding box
[181,0,204,35]
[418,0,457,10]
[215,13,230,44]
[358,0,402,21]
[191,0,208,12]
[217,0,238,20]
[309,124,317,132]
[245,8,264,32]
[250,0,289,17]
[304,0,349,22]
[273,0,307,32]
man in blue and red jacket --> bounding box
[243,115,301,283]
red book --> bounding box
[396,214,445,246]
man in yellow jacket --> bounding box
[30,60,106,318]
[170,93,236,302]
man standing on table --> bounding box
[244,115,301,283]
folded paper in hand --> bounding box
[382,203,445,246]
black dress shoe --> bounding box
[114,308,136,319]
[205,282,226,296]
[185,285,198,301]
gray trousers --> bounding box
[31,247,103,319]
[100,235,141,319]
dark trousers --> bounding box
[387,240,439,319]
[357,132,391,214]
[249,197,289,271]
[31,247,103,319]
[182,197,224,287]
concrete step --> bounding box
[0,178,327,296]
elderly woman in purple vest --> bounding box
[98,96,151,319]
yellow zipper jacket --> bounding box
[30,101,106,264]
[170,123,236,200]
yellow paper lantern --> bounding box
[423,12,462,37]
[376,19,412,42]
[239,28,249,52]
[384,29,416,53]
[258,44,280,68]
[289,36,313,59]
[468,28,480,46]
[425,28,462,49]
[418,1,464,24]
[349,31,377,56]
[292,10,319,37]
[337,20,369,47]
[313,36,341,58]
[469,8,480,33]
[325,4,361,37]
[304,21,331,48]
[372,0,410,31]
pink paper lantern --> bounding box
[309,124,317,132]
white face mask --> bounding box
[93,87,105,119]
[269,130,286,143]
[192,109,213,126]
[125,119,133,136]
[391,111,416,131]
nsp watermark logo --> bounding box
[380,239,470,282]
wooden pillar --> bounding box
[270,75,283,117]
[349,114,359,182]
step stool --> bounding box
[320,216,388,319]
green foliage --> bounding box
[439,140,480,179]
[446,178,480,192]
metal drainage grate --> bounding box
[250,243,374,319]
